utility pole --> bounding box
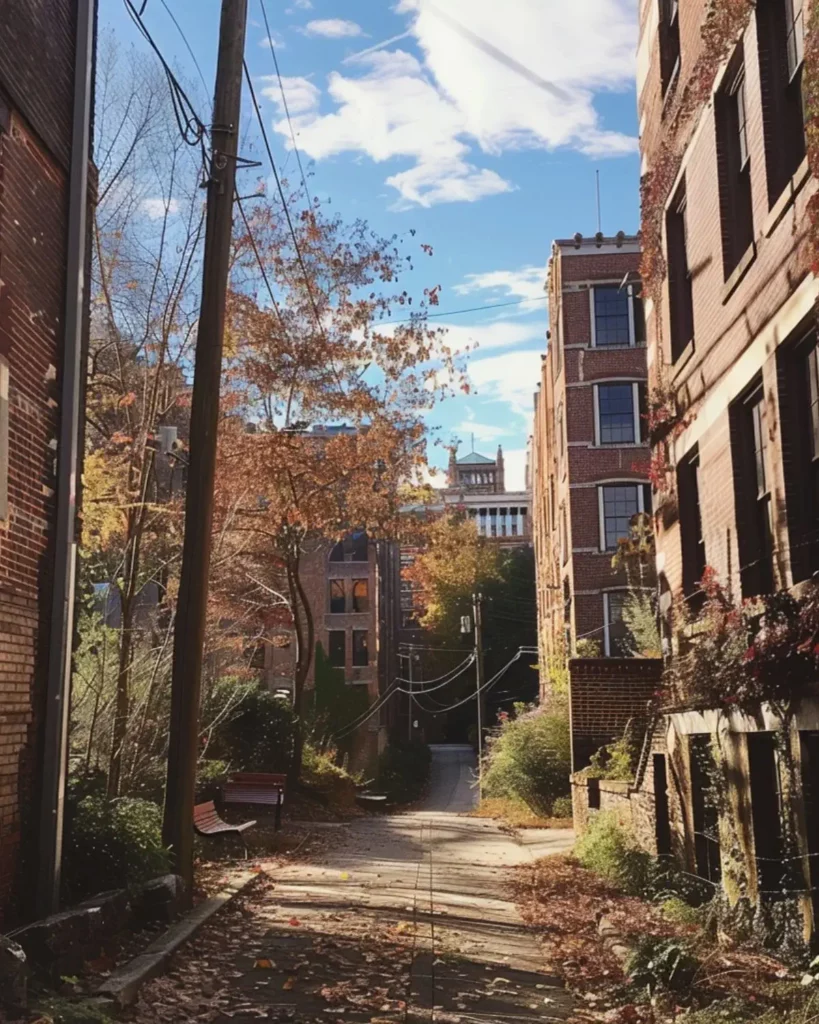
[473,592,485,797]
[407,651,413,742]
[162,0,248,900]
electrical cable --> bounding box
[394,654,476,695]
[157,0,209,95]
[242,61,330,350]
[411,648,529,715]
[379,296,542,326]
[259,0,313,209]
[394,652,475,688]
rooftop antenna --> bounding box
[596,169,602,235]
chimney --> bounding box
[496,445,505,493]
[447,443,458,487]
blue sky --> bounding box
[103,0,641,488]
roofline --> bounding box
[553,233,641,256]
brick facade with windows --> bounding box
[532,235,650,722]
[0,1,93,927]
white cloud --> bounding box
[260,34,285,50]
[303,19,364,38]
[261,75,320,116]
[435,319,542,354]
[451,419,511,444]
[467,349,543,418]
[271,0,638,205]
[141,198,180,220]
[455,265,546,301]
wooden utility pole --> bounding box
[163,0,248,899]
[473,592,485,796]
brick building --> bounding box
[0,2,95,926]
[573,0,819,939]
[532,234,650,690]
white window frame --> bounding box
[598,481,648,552]
[0,356,8,522]
[593,381,642,446]
[589,285,636,349]
[603,590,629,656]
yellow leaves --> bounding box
[81,449,130,552]
[282,976,297,991]
[118,391,137,408]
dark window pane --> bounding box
[352,630,369,667]
[606,591,629,656]
[594,286,631,347]
[328,630,345,668]
[667,181,694,359]
[602,484,642,550]
[330,530,369,562]
[330,579,345,613]
[598,383,636,444]
[352,579,369,613]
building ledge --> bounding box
[721,241,756,304]
[763,156,810,239]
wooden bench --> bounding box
[222,772,286,831]
[193,800,256,858]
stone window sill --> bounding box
[672,339,695,377]
[763,157,810,238]
[721,241,756,304]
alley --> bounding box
[132,745,574,1023]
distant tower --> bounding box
[447,443,458,487]
[496,445,505,493]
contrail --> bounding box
[342,30,414,64]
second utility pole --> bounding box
[163,0,248,900]
[473,592,485,797]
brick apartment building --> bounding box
[532,234,650,680]
[0,2,95,925]
[569,0,819,939]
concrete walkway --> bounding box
[204,745,575,1022]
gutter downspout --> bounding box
[37,0,96,918]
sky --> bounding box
[103,0,642,490]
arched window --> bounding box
[329,529,369,563]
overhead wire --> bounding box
[258,0,313,208]
[157,0,210,95]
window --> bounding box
[489,508,498,537]
[0,356,8,522]
[730,381,774,597]
[748,733,793,900]
[556,402,565,466]
[328,630,346,668]
[631,282,646,345]
[561,504,569,566]
[666,180,694,361]
[678,447,706,609]
[499,508,507,537]
[595,382,644,445]
[329,579,346,613]
[592,285,631,347]
[352,630,369,667]
[659,0,681,96]
[757,0,806,204]
[690,736,722,884]
[603,591,629,656]
[777,329,819,581]
[330,529,368,562]
[352,579,369,613]
[716,58,754,278]
[599,483,651,551]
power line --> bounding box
[242,60,329,349]
[157,0,209,95]
[378,296,543,326]
[259,0,313,209]
[234,191,287,328]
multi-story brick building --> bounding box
[0,2,95,926]
[532,233,650,685]
[572,0,819,941]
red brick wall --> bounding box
[0,0,79,927]
[569,657,662,770]
[638,0,816,608]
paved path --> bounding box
[211,745,575,1022]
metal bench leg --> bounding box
[275,791,282,832]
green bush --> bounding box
[208,683,296,772]
[627,935,700,997]
[573,812,655,894]
[583,731,638,781]
[196,759,229,801]
[551,795,573,819]
[63,795,170,901]
[376,739,431,805]
[482,702,571,815]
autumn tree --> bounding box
[209,191,466,776]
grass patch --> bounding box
[471,796,572,829]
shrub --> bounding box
[196,759,229,801]
[573,812,655,895]
[376,739,431,805]
[482,702,571,815]
[551,795,573,819]
[627,936,699,997]
[583,730,638,781]
[63,795,170,901]
[208,683,296,772]
[301,743,361,808]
